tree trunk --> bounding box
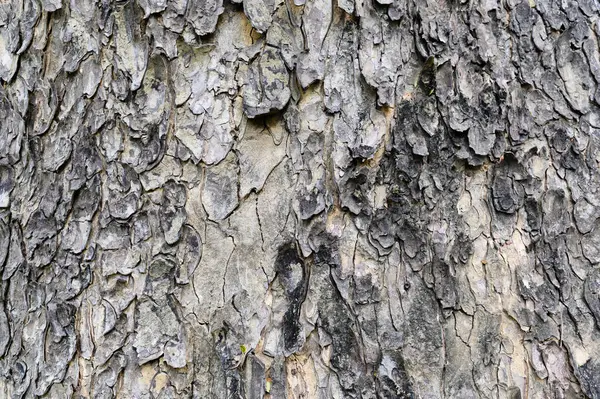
[1,0,599,397]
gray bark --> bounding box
[0,0,600,397]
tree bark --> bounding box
[1,0,600,397]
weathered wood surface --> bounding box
[1,0,600,397]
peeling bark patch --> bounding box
[2,0,600,397]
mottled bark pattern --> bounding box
[1,0,600,398]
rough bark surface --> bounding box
[1,0,600,397]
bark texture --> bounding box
[1,0,600,397]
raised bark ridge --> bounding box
[1,0,600,397]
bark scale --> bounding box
[0,0,599,398]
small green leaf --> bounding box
[265,379,272,393]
